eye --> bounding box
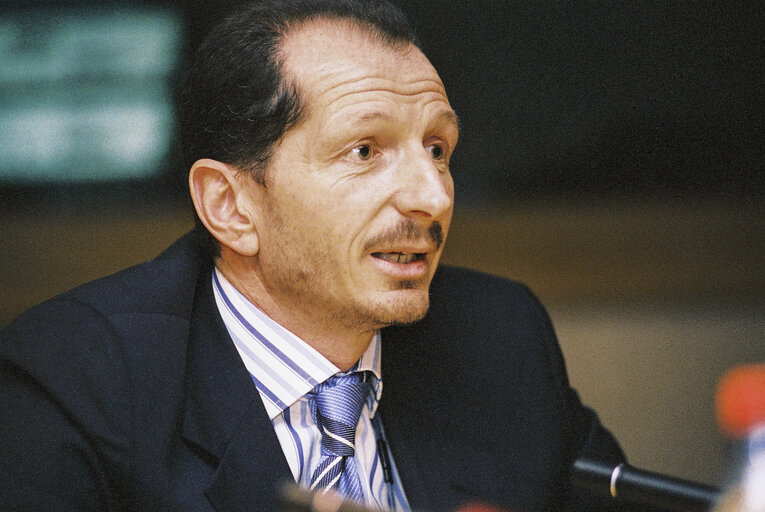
[351,144,373,161]
[427,143,445,160]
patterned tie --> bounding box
[308,371,370,501]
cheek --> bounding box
[278,172,393,249]
[331,177,390,217]
[288,192,361,250]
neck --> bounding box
[215,258,374,372]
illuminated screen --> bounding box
[0,7,182,184]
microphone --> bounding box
[572,364,765,511]
[571,458,721,512]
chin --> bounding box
[371,288,431,327]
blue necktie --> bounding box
[308,371,370,502]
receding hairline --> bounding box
[281,14,418,53]
[275,15,422,84]
[271,15,428,133]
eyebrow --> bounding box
[437,109,460,128]
[350,109,460,132]
[350,111,394,125]
[437,109,461,133]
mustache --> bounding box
[363,219,444,252]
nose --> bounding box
[392,146,454,221]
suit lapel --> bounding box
[180,269,292,511]
[380,325,502,510]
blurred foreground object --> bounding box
[712,364,765,512]
[278,483,373,512]
[277,483,510,512]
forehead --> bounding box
[279,19,450,114]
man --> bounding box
[1,1,633,511]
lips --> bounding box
[372,252,426,264]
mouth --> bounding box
[371,252,427,264]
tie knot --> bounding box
[311,372,370,457]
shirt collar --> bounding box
[211,268,383,420]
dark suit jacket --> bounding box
[0,230,631,512]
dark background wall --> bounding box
[408,0,764,202]
[1,0,763,492]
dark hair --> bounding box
[179,0,419,257]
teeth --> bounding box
[375,252,418,264]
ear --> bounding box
[188,158,260,256]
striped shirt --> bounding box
[212,269,410,511]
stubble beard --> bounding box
[269,258,432,334]
[261,205,435,334]
[346,279,432,329]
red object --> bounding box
[715,364,765,438]
[455,504,510,512]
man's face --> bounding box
[246,20,458,334]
